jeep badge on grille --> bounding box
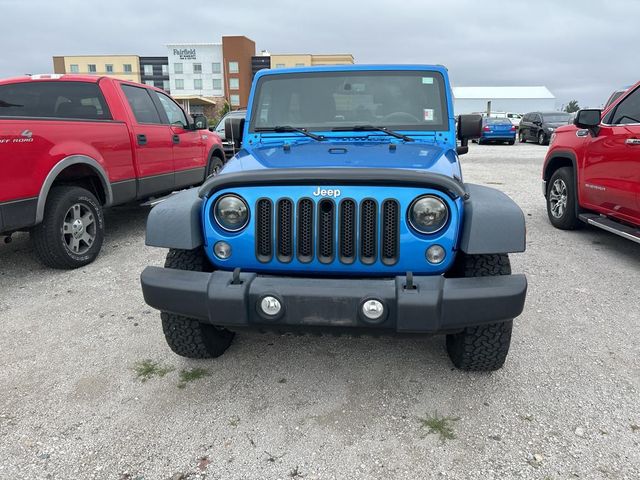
[313,187,341,198]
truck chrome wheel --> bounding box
[62,202,96,255]
[549,179,568,219]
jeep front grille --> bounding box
[256,198,399,266]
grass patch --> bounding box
[133,359,173,382]
[419,411,460,443]
[177,367,210,389]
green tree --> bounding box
[564,100,580,113]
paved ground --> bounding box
[1,142,639,480]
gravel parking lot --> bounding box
[1,142,639,480]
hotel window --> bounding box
[229,78,239,90]
[144,65,153,76]
[161,64,168,76]
[228,61,239,73]
[275,63,285,68]
[194,79,203,90]
[212,62,221,74]
[123,64,132,73]
[105,64,114,73]
[162,80,170,91]
[230,94,240,106]
[212,79,222,91]
[70,64,79,73]
[145,80,155,86]
[175,79,184,90]
[193,63,202,74]
[174,63,183,74]
[295,63,305,67]
[88,64,97,73]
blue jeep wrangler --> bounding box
[140,65,527,371]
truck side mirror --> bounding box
[225,117,245,148]
[457,114,483,155]
[191,114,208,130]
[574,109,601,129]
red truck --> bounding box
[543,82,640,243]
[0,74,225,268]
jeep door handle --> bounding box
[625,138,640,145]
[137,134,147,146]
[172,134,180,144]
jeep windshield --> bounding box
[249,70,449,134]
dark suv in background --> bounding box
[519,111,571,145]
[211,109,246,159]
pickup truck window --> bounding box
[250,70,448,132]
[0,81,111,120]
[609,87,640,125]
[155,92,188,127]
[121,84,162,124]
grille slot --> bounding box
[277,199,293,262]
[317,199,335,263]
[360,199,377,264]
[381,200,399,265]
[297,198,314,262]
[339,199,356,263]
[256,199,273,262]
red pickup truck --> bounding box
[543,82,640,243]
[0,74,225,268]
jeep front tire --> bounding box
[31,186,105,269]
[446,253,513,371]
[161,248,235,358]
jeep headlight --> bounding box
[213,194,249,231]
[408,195,449,234]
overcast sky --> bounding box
[2,0,637,108]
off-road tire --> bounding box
[31,186,104,269]
[446,253,513,371]
[546,167,581,230]
[161,248,234,358]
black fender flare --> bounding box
[36,155,112,223]
[459,184,526,254]
[145,188,203,250]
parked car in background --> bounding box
[476,117,516,145]
[542,81,640,243]
[519,111,572,145]
[604,85,632,110]
[0,74,225,268]
[211,109,246,159]
[489,111,523,129]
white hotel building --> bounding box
[166,43,225,114]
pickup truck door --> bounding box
[120,84,175,197]
[153,92,205,188]
[582,86,640,221]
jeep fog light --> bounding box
[362,299,385,320]
[408,195,449,234]
[214,241,232,259]
[214,194,249,231]
[426,245,446,264]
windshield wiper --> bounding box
[331,125,415,142]
[255,126,325,141]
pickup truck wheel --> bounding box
[445,253,513,371]
[546,167,580,230]
[206,156,223,178]
[161,248,234,358]
[31,186,104,269]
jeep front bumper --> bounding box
[140,267,527,333]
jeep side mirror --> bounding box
[225,117,245,148]
[191,114,208,130]
[457,114,483,155]
[574,109,601,129]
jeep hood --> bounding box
[220,141,461,179]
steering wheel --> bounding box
[382,112,421,123]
